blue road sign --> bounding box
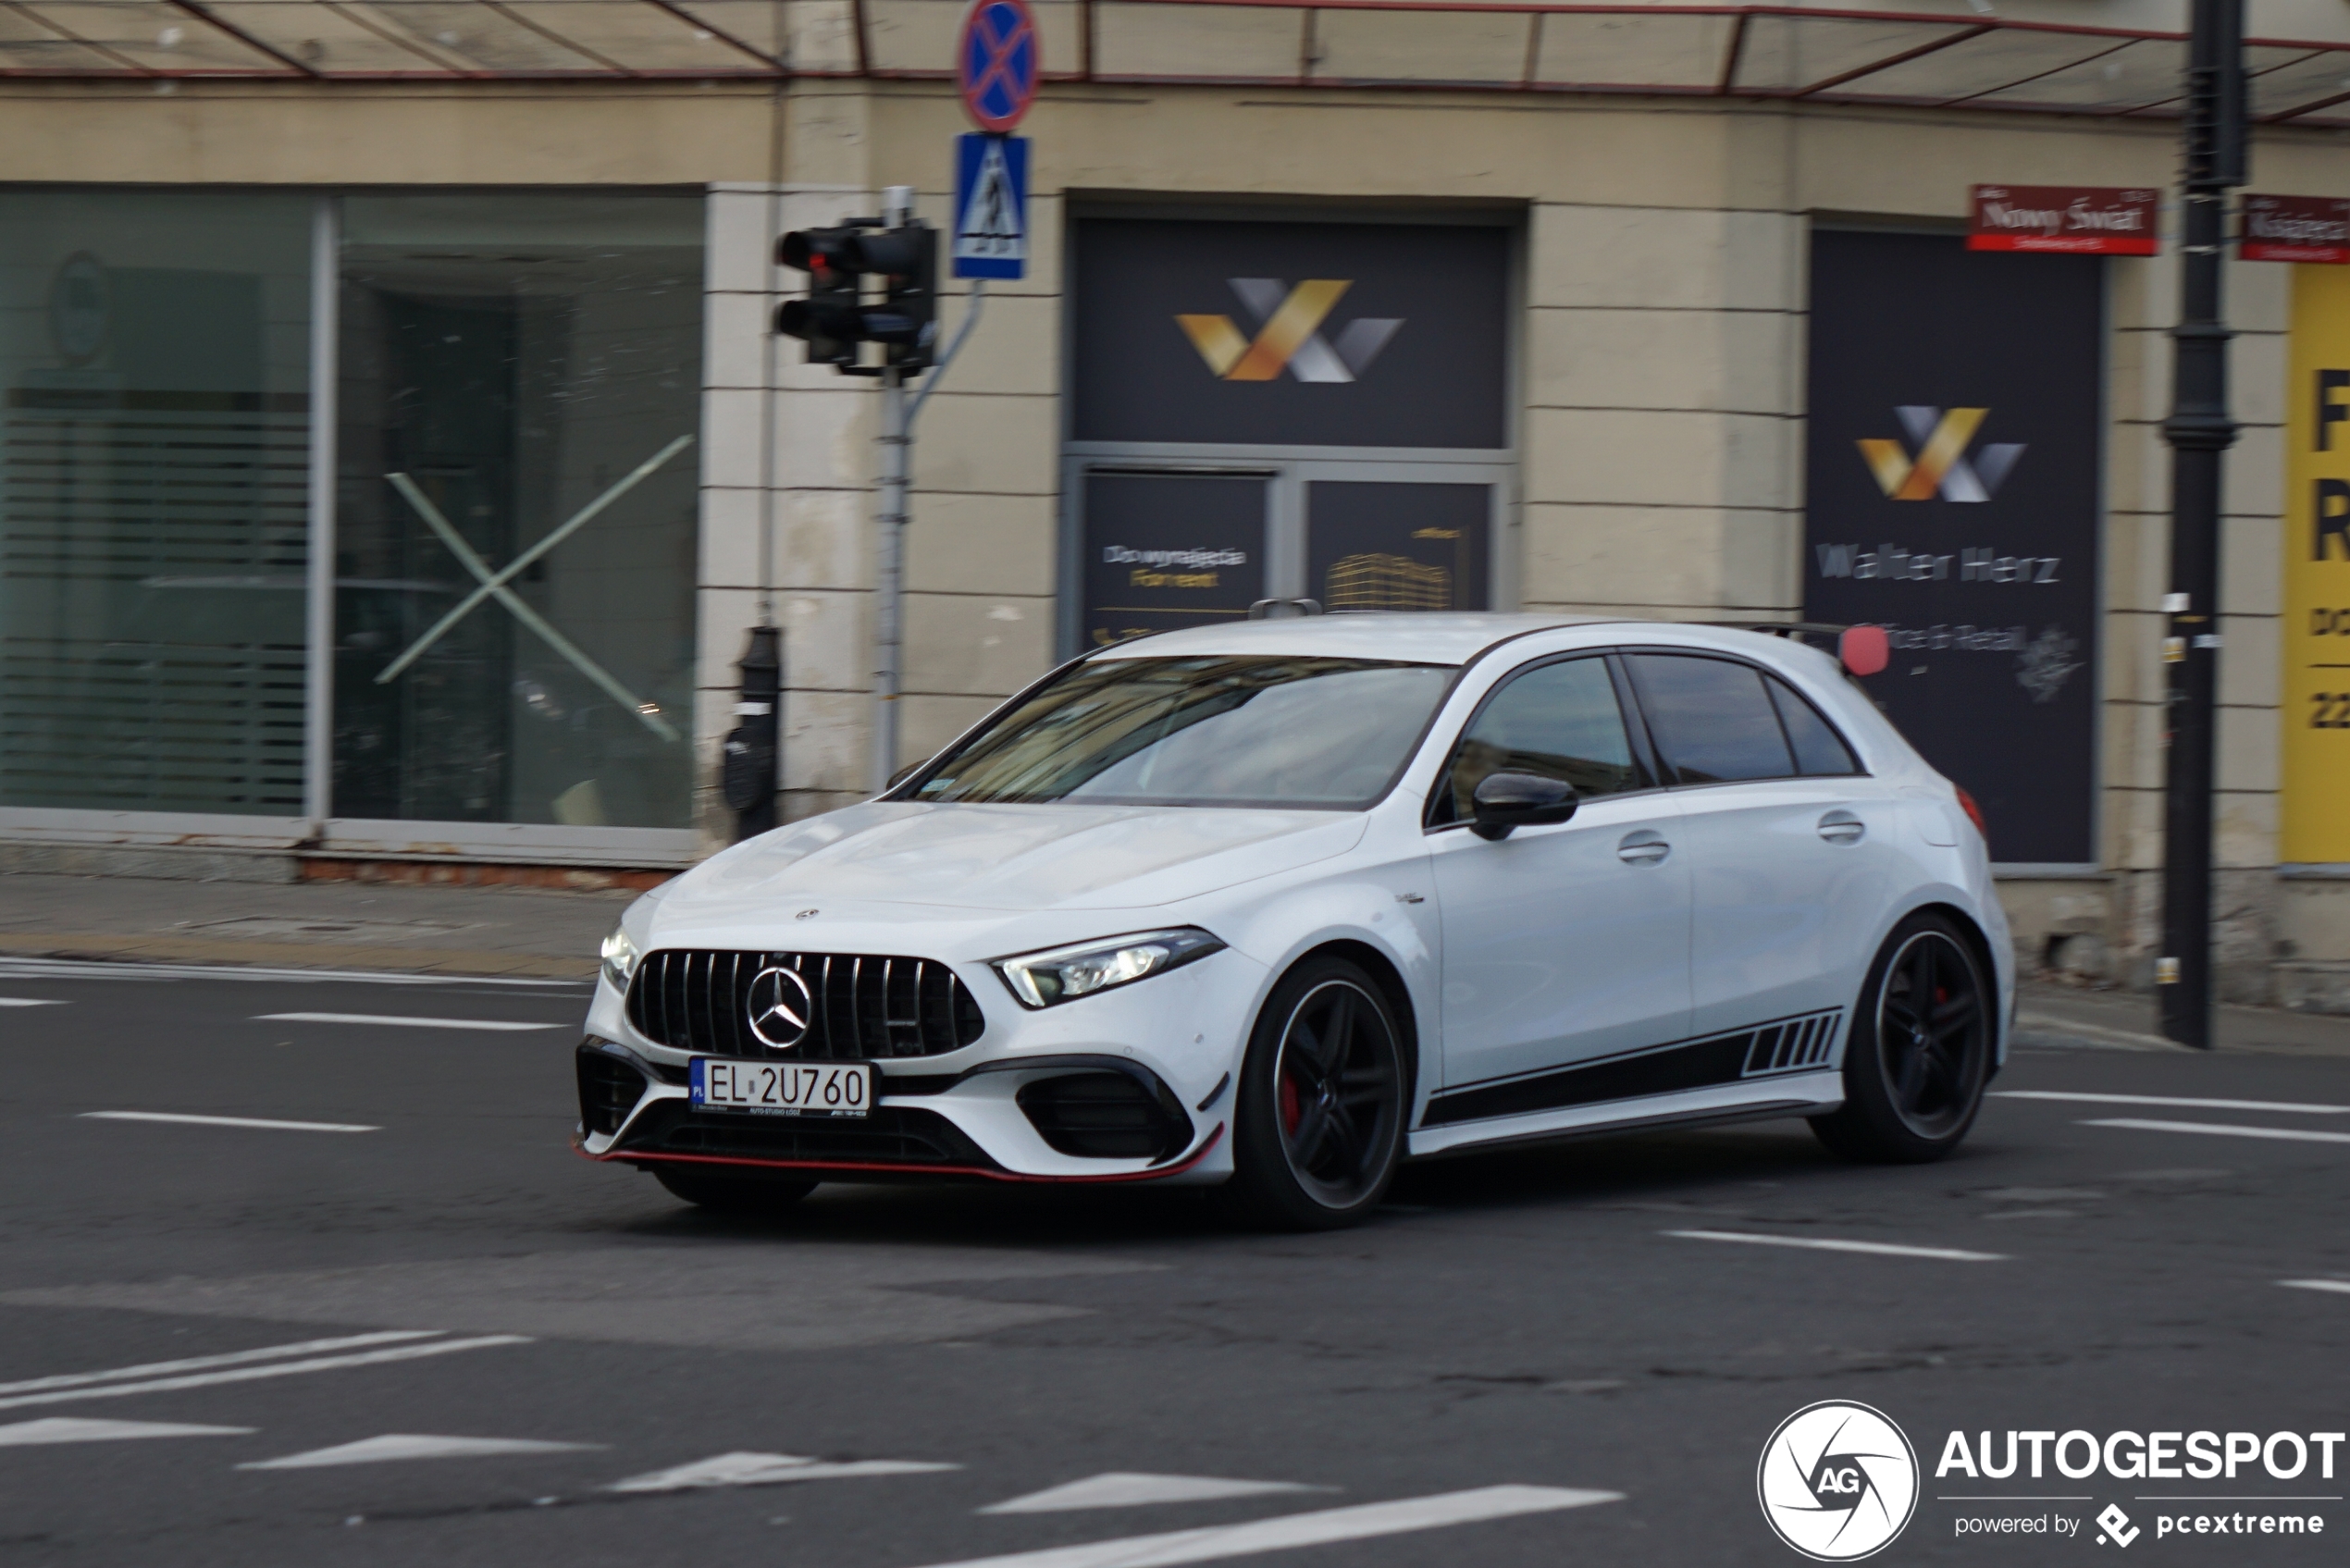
[953,133,1029,280]
[958,0,1038,133]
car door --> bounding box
[1428,653,1692,1091]
[1623,651,1896,1039]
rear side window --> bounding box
[1767,676,1861,775]
[1433,656,1640,824]
[1626,654,1795,784]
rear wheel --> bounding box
[1810,912,1992,1163]
[1225,957,1408,1230]
[651,1167,818,1213]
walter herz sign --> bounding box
[1806,230,2104,867]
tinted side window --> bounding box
[1627,654,1795,784]
[1437,657,1639,823]
[1767,676,1861,776]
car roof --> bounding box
[1087,612,1617,666]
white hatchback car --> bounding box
[578,613,2011,1228]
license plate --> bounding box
[689,1058,872,1118]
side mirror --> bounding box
[1470,772,1577,841]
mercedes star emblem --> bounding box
[745,964,815,1050]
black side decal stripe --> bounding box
[1425,1008,1844,1128]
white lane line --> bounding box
[81,1111,378,1133]
[1664,1229,2008,1262]
[2281,1279,2350,1296]
[608,1452,960,1493]
[0,997,67,1007]
[0,1335,530,1413]
[0,1417,255,1447]
[2081,1117,2350,1146]
[901,1485,1622,1568]
[0,1330,444,1397]
[1997,1090,2350,1115]
[0,956,582,988]
[983,1474,1326,1514]
[254,1012,563,1032]
[241,1434,601,1470]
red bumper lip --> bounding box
[575,1121,1225,1185]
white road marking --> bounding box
[0,1330,443,1398]
[0,1417,254,1447]
[0,997,66,1006]
[983,1474,1326,1514]
[2281,1279,2350,1296]
[901,1485,1622,1568]
[1664,1229,2008,1262]
[607,1451,959,1493]
[1997,1090,2350,1115]
[0,956,581,988]
[2081,1118,2350,1146]
[241,1434,601,1470]
[80,1111,379,1133]
[0,1336,529,1413]
[254,1012,563,1031]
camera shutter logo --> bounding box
[1757,1401,1919,1561]
[745,965,815,1050]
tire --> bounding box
[1224,956,1409,1230]
[651,1166,818,1213]
[1810,912,1994,1164]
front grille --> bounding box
[1017,1070,1192,1161]
[614,1100,996,1168]
[577,1045,649,1137]
[625,949,986,1059]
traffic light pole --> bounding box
[872,364,911,795]
[2158,0,2245,1048]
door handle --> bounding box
[1817,810,1865,846]
[1617,831,1670,865]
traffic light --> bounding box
[774,219,939,374]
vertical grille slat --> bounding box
[624,948,987,1059]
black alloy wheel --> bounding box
[1811,911,1993,1164]
[1227,957,1408,1229]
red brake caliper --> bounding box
[1280,1069,1302,1135]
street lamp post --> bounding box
[2158,0,2246,1048]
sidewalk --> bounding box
[0,870,625,979]
[2017,980,2350,1059]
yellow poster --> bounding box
[2282,265,2350,863]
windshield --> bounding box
[909,656,1455,809]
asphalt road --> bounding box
[2,955,2346,1567]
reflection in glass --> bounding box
[0,193,312,813]
[334,196,701,829]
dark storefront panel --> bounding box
[1081,473,1267,649]
[1307,481,1490,611]
[1805,229,2103,865]
[1071,218,1510,451]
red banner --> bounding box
[1969,186,2160,255]
[2242,194,2350,264]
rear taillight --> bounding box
[1955,787,1987,842]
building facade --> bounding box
[6,0,2350,1000]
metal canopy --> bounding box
[5,0,2349,127]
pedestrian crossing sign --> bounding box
[953,132,1029,279]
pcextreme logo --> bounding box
[1857,406,2028,502]
[1759,1401,1921,1561]
[1175,278,1403,383]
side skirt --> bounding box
[1405,1070,1844,1160]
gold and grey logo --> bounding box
[1177,279,1402,383]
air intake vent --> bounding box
[625,950,986,1059]
[576,1044,649,1137]
[1016,1070,1192,1161]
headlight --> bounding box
[600,924,640,993]
[992,928,1225,1009]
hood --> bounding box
[664,801,1367,918]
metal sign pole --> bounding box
[872,362,910,793]
[2158,0,2245,1047]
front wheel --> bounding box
[1224,957,1409,1230]
[1810,912,1993,1164]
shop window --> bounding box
[334,196,701,830]
[0,193,313,814]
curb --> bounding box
[0,932,595,981]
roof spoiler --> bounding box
[1707,620,1889,678]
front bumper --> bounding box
[574,948,1255,1183]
